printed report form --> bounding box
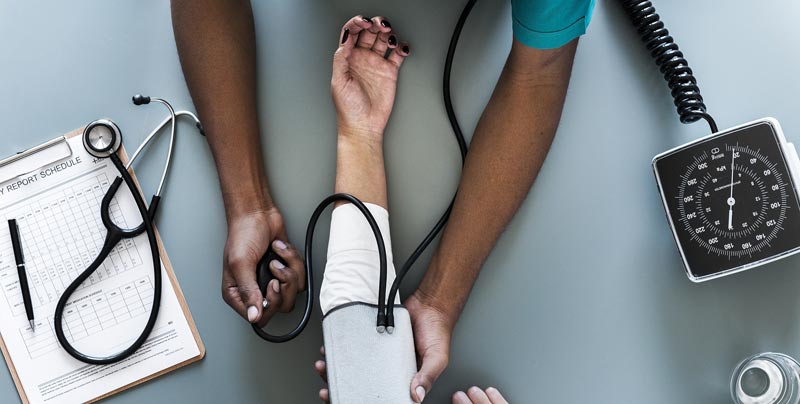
[0,133,203,403]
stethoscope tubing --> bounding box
[125,110,202,172]
[54,154,162,365]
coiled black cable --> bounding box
[619,0,718,133]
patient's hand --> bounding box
[332,15,410,141]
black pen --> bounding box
[8,219,34,331]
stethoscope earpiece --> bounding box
[83,119,122,158]
[132,94,151,106]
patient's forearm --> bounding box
[335,134,388,209]
[321,133,396,314]
[417,39,578,326]
[171,0,272,219]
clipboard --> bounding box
[0,128,205,403]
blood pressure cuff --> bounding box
[512,0,596,49]
[322,303,417,404]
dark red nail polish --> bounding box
[362,17,371,23]
[402,45,410,54]
[381,20,391,28]
[341,29,349,44]
[388,35,397,46]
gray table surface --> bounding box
[2,1,800,403]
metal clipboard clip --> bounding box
[0,136,73,185]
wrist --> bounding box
[222,184,275,222]
[337,124,384,145]
[413,279,462,332]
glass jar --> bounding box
[732,352,800,404]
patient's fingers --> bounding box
[355,17,379,49]
[314,360,328,382]
[315,345,330,402]
[314,347,328,381]
[357,16,390,49]
[339,15,372,49]
[372,31,398,56]
[387,43,410,68]
[334,16,371,82]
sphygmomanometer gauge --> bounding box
[654,118,800,281]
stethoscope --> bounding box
[54,94,203,364]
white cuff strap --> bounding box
[321,203,400,315]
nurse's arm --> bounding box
[171,0,270,220]
[171,0,299,324]
[407,38,579,399]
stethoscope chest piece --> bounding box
[83,119,122,158]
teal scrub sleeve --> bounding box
[511,0,596,49]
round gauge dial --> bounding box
[654,119,800,281]
[677,144,788,257]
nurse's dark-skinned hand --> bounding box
[332,15,410,141]
[222,207,305,325]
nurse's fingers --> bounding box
[270,241,302,312]
[272,240,306,290]
[372,31,398,56]
[357,16,390,49]
[257,279,283,327]
[387,43,410,68]
[270,259,299,312]
[223,253,264,323]
[319,388,330,403]
[466,387,492,404]
[485,388,508,403]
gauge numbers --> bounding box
[654,119,800,281]
[677,145,787,257]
